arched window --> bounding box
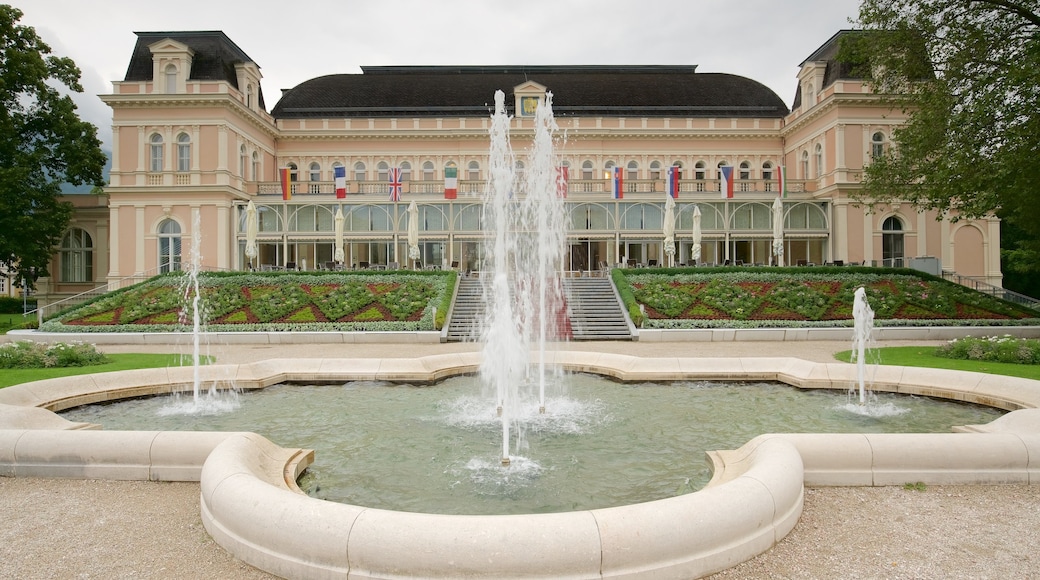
[515,160,525,179]
[739,161,751,191]
[309,162,321,182]
[882,216,905,267]
[649,160,662,181]
[158,219,182,274]
[354,162,366,182]
[671,161,684,179]
[581,160,594,180]
[604,160,616,180]
[177,133,191,172]
[149,133,163,172]
[762,162,774,189]
[400,161,411,182]
[165,64,177,94]
[872,132,886,159]
[60,228,93,283]
[626,160,638,181]
[239,145,247,178]
[252,151,260,181]
[422,161,435,181]
[286,162,298,182]
[377,161,389,182]
[801,150,809,179]
[815,144,823,178]
[467,160,480,181]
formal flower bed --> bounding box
[40,271,455,333]
[613,266,1040,329]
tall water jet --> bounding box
[185,208,205,401]
[851,286,875,405]
[479,90,566,465]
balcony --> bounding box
[252,178,812,199]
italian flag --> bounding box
[444,167,458,199]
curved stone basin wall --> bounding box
[2,353,1039,579]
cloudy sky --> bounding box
[17,0,862,150]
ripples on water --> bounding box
[61,373,1003,515]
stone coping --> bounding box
[8,325,1040,345]
[1,353,1039,579]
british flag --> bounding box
[388,167,402,201]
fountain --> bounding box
[165,209,238,416]
[480,90,567,465]
[851,286,875,405]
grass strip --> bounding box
[834,346,1040,381]
[0,353,213,389]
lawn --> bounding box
[0,353,213,389]
[0,313,34,333]
[834,346,1040,381]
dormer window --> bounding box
[247,84,254,108]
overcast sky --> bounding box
[17,0,863,150]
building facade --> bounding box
[36,30,1002,306]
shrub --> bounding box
[0,341,108,369]
[934,335,1040,365]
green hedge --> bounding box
[0,297,35,314]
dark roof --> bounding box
[792,30,866,109]
[124,31,266,110]
[271,65,788,119]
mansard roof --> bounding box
[271,65,788,119]
[792,30,866,109]
[124,31,266,109]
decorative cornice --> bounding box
[101,93,278,138]
[781,92,895,137]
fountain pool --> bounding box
[60,373,1004,515]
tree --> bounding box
[0,5,106,288]
[842,1,1040,275]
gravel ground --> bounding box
[1,478,1036,579]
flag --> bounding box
[444,167,457,199]
[666,166,680,199]
[556,166,568,198]
[719,165,734,199]
[388,167,402,202]
[613,166,623,199]
[334,165,346,198]
[280,168,292,200]
[777,165,787,198]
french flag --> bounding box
[667,166,680,199]
[613,166,623,199]
[719,165,734,199]
[334,165,346,198]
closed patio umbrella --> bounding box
[244,200,258,269]
[691,204,702,265]
[772,196,785,267]
[334,207,345,263]
[407,201,421,267]
[663,195,675,266]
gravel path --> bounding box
[1,478,1036,579]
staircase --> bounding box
[444,275,633,342]
[444,277,485,342]
[563,277,633,341]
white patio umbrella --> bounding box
[663,195,676,266]
[334,207,345,263]
[772,196,785,267]
[691,204,702,265]
[244,200,258,269]
[407,201,421,267]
